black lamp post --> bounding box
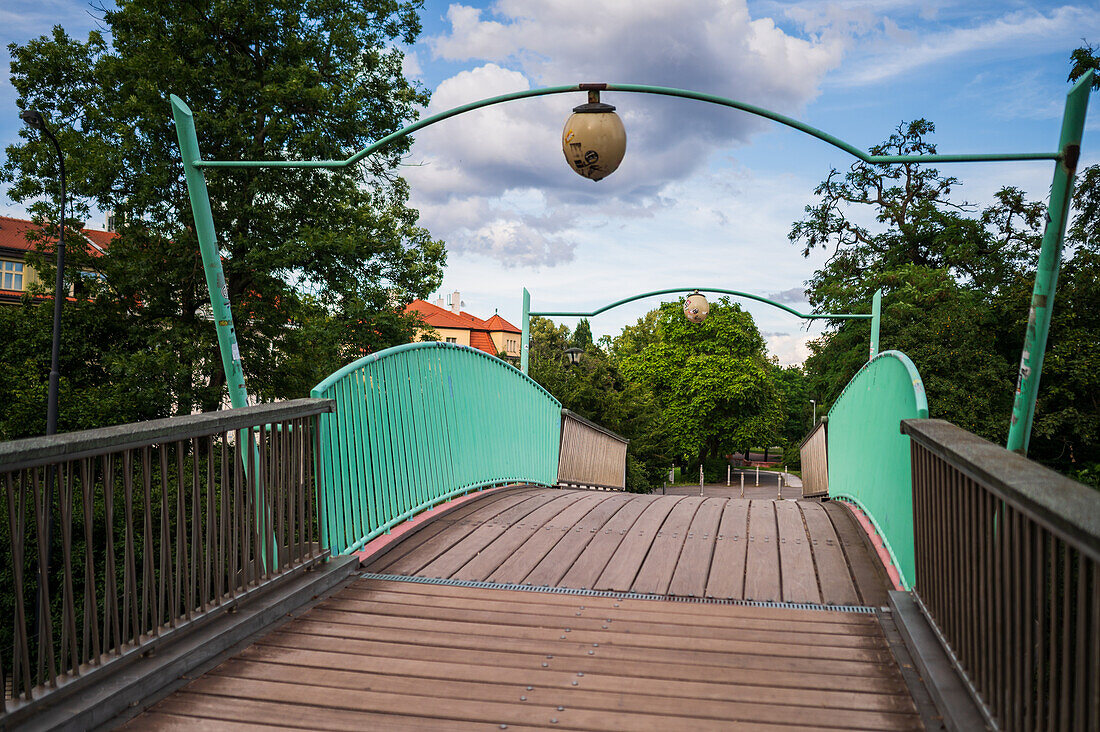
[20,110,66,437]
[564,347,583,366]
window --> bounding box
[506,339,517,352]
[2,260,24,291]
[445,337,457,343]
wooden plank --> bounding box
[487,492,614,584]
[336,583,882,634]
[416,491,563,578]
[450,491,588,581]
[259,630,909,693]
[380,490,552,576]
[175,673,825,732]
[211,658,921,730]
[365,488,524,572]
[123,710,294,731]
[558,494,659,589]
[668,497,726,597]
[274,618,896,669]
[775,500,822,604]
[822,501,892,607]
[146,691,537,732]
[801,502,861,606]
[593,495,683,591]
[306,604,886,651]
[744,500,781,602]
[705,499,749,599]
[632,496,706,595]
[525,492,643,586]
[234,644,918,712]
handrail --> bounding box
[186,84,1061,170]
[826,350,928,589]
[1,404,327,721]
[902,418,1099,729]
[310,342,562,555]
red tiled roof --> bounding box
[405,299,475,329]
[0,215,115,256]
[469,331,497,355]
[484,313,520,334]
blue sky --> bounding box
[3,1,1098,363]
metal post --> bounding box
[170,95,250,409]
[1007,71,1093,455]
[520,287,531,374]
[869,288,882,359]
[726,464,730,486]
[740,472,744,498]
[755,466,759,487]
[699,464,704,496]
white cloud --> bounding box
[405,1,842,267]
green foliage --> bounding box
[616,298,781,471]
[791,47,1100,486]
[3,0,443,424]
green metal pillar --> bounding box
[1006,70,1093,455]
[170,95,250,409]
[521,287,531,375]
[869,288,882,360]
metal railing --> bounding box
[903,418,1100,731]
[557,409,629,490]
[0,399,331,721]
[311,342,562,556]
[826,350,928,589]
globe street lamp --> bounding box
[20,109,66,438]
[564,347,584,365]
[683,291,709,323]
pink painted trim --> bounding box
[352,486,510,564]
[839,499,904,592]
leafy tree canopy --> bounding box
[3,0,443,429]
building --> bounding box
[406,290,522,362]
[0,215,116,304]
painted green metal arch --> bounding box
[826,349,928,590]
[189,84,1060,170]
[529,286,872,321]
[311,340,558,403]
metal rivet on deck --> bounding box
[551,719,558,724]
[542,662,549,667]
[565,628,570,632]
[501,725,508,729]
[520,696,526,701]
[527,686,534,691]
[557,706,564,711]
[572,680,578,686]
[578,672,584,676]
[602,625,608,629]
[592,643,598,647]
[547,655,553,659]
[560,635,566,639]
[588,650,595,655]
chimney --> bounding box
[450,290,461,313]
[435,294,445,308]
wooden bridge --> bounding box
[2,344,1096,730]
[122,487,927,730]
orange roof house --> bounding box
[405,291,522,362]
[0,214,117,304]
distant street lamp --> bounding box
[564,347,584,366]
[683,290,709,323]
[19,109,67,438]
[810,399,817,427]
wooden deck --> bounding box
[366,487,892,606]
[128,577,921,730]
[123,487,922,730]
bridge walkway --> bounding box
[124,486,926,730]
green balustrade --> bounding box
[310,342,562,556]
[827,350,928,589]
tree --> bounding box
[790,121,1043,443]
[616,298,781,472]
[4,0,444,423]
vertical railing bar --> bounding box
[7,471,32,700]
[256,424,269,580]
[174,440,186,623]
[101,454,120,662]
[122,449,139,650]
[288,418,300,564]
[58,462,77,677]
[1059,542,1072,729]
[1089,559,1099,732]
[1074,547,1087,729]
[991,490,1002,724]
[204,433,214,609]
[1046,531,1058,731]
[1035,525,1047,731]
[158,445,170,632]
[277,420,288,570]
[141,446,154,639]
[32,465,57,687]
[218,433,228,602]
[1011,507,1024,732]
[309,414,319,554]
[232,430,243,596]
[1022,512,1034,732]
[79,458,99,667]
[189,436,200,617]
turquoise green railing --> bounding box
[310,342,562,556]
[827,350,928,589]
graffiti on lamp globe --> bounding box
[561,89,626,181]
[683,291,709,323]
